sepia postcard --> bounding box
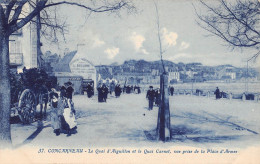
[0,0,260,163]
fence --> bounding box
[173,89,260,102]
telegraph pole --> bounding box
[246,60,248,92]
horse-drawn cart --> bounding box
[11,68,57,124]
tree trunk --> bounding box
[36,12,42,68]
[0,11,12,148]
[157,73,171,141]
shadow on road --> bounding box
[144,110,258,143]
[144,126,241,143]
[13,121,50,149]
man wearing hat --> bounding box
[66,82,74,100]
[146,86,155,110]
[214,87,220,99]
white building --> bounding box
[151,69,159,76]
[226,72,236,80]
[218,67,236,80]
[69,57,97,88]
[54,48,97,91]
[168,72,180,82]
[9,4,39,72]
[70,47,96,83]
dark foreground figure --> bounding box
[66,83,74,100]
[115,84,122,98]
[86,83,94,98]
[97,84,109,102]
[146,86,155,110]
[170,86,174,96]
[214,87,221,99]
[154,89,161,106]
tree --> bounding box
[0,0,134,148]
[154,1,171,141]
[194,0,260,61]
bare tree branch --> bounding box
[9,0,28,26]
[8,0,48,35]
[194,0,260,61]
[44,0,128,13]
[7,0,134,36]
[194,0,260,56]
[154,1,166,73]
[4,0,17,20]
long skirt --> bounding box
[63,108,77,129]
[50,108,61,130]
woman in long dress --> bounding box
[62,98,77,136]
[49,88,61,136]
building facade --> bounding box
[54,48,97,92]
[9,4,39,73]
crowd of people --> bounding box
[123,85,141,94]
[97,83,124,102]
[35,76,225,138]
[214,87,226,99]
[145,86,175,110]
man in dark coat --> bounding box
[170,86,174,96]
[137,86,141,94]
[66,82,74,100]
[146,86,155,110]
[214,87,220,99]
[115,84,122,98]
[86,83,93,98]
[126,85,131,94]
[154,89,161,106]
[97,86,103,102]
[102,84,109,102]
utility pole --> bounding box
[246,60,249,92]
[154,1,171,142]
[244,60,249,93]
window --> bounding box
[9,39,22,53]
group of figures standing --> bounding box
[146,86,161,110]
[97,84,109,102]
[97,84,123,102]
[146,86,175,110]
[49,83,77,137]
[214,87,225,99]
[123,85,141,94]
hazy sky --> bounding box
[42,0,259,68]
